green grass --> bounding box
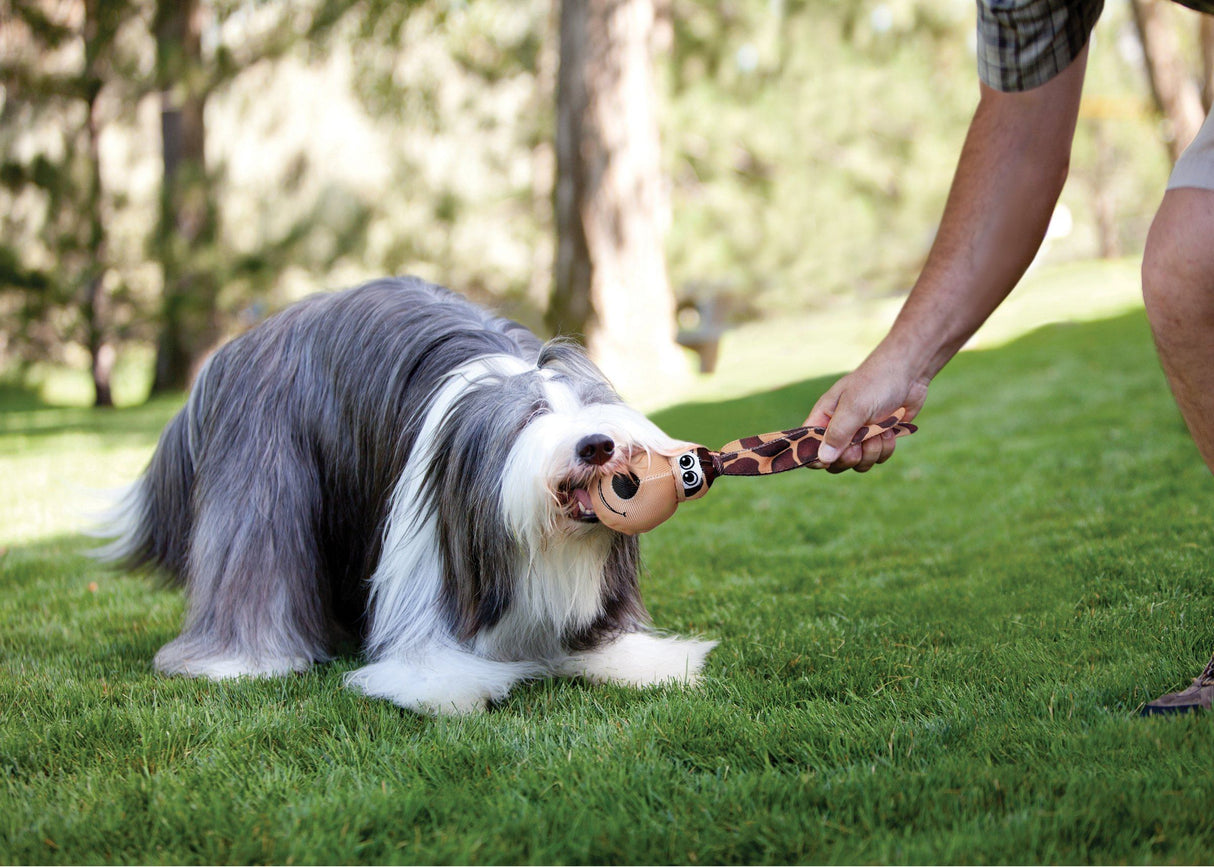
[3,306,1214,864]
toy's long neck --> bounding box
[714,416,916,476]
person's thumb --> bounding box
[804,385,841,430]
[816,399,871,465]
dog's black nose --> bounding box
[577,434,615,466]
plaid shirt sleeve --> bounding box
[976,0,1105,92]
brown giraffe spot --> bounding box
[796,437,821,463]
[750,439,790,459]
[770,450,799,472]
[725,456,761,474]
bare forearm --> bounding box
[805,48,1090,469]
[879,47,1089,381]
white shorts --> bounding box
[1169,108,1214,191]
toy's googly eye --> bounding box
[678,452,704,497]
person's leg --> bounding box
[1139,185,1214,714]
[1142,186,1214,472]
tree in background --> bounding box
[151,0,218,392]
[80,0,121,405]
[658,0,981,312]
[550,0,687,393]
[2,0,1210,405]
[1130,0,1205,161]
[150,0,365,392]
[0,0,144,407]
[336,0,547,322]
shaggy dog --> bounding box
[100,277,714,714]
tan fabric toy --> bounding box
[588,411,917,534]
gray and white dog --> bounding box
[101,277,713,714]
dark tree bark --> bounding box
[83,90,114,407]
[1130,0,1205,161]
[550,0,686,395]
[83,0,114,407]
[152,0,221,393]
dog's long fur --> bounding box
[99,277,713,713]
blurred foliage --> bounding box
[0,0,148,373]
[662,0,979,311]
[661,0,1171,313]
[0,0,1184,395]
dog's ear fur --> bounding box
[426,373,547,639]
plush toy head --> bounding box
[588,411,918,535]
[588,446,719,534]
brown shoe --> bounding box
[1141,653,1214,716]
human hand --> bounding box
[804,353,929,473]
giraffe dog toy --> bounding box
[588,410,917,534]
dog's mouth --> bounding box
[557,484,599,524]
[555,444,640,526]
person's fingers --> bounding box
[874,429,898,465]
[807,364,929,471]
[851,430,891,473]
[825,442,863,473]
[816,398,871,466]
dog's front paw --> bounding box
[558,631,717,688]
[344,661,484,715]
[345,653,541,715]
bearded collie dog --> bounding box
[99,277,714,714]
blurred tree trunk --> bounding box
[83,86,114,407]
[1129,0,1205,161]
[153,0,221,393]
[83,0,114,407]
[528,0,561,312]
[549,0,686,395]
[1090,123,1122,259]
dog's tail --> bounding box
[92,407,195,584]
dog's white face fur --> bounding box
[100,279,714,715]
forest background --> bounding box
[1,0,1211,408]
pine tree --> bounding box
[0,0,146,406]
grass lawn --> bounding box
[3,303,1214,863]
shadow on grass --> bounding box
[1,531,372,681]
[0,388,184,441]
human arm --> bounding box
[807,45,1090,471]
